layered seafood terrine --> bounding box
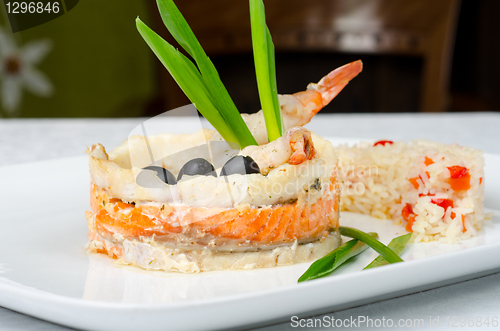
[85,61,363,272]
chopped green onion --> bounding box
[340,226,404,264]
[298,232,378,282]
[137,0,258,148]
[136,18,236,143]
[156,0,257,148]
[364,233,411,269]
[250,0,283,141]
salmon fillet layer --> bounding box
[85,130,341,273]
[86,177,340,273]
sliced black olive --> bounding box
[139,166,177,185]
[220,155,261,176]
[177,158,217,181]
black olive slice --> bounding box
[220,155,261,176]
[177,158,217,181]
[140,166,177,185]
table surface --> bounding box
[0,112,499,331]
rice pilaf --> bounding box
[336,140,485,243]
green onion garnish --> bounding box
[298,228,407,282]
[137,0,258,148]
[250,0,284,142]
[298,232,378,282]
[364,233,411,269]
[340,226,404,264]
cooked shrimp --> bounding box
[288,127,315,165]
[212,60,363,145]
[240,127,315,175]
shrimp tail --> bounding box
[288,127,315,165]
[215,61,363,145]
[307,60,363,106]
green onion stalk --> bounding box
[137,0,284,148]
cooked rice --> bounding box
[335,140,485,243]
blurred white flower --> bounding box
[0,28,53,115]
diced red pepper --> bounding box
[430,198,454,211]
[374,140,393,146]
[402,200,465,233]
[409,172,430,189]
[409,158,434,189]
[405,215,416,232]
[480,177,483,185]
[409,177,419,189]
[430,198,465,231]
[447,166,471,191]
[449,175,471,191]
[402,203,413,220]
[402,203,415,232]
[431,198,466,232]
[448,166,469,179]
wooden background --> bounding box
[147,0,499,115]
[0,0,497,117]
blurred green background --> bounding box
[0,0,155,117]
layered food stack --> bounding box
[84,51,363,272]
[85,128,342,272]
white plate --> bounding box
[0,139,499,331]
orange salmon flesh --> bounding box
[88,179,340,258]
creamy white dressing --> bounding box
[87,230,341,273]
[88,131,338,208]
